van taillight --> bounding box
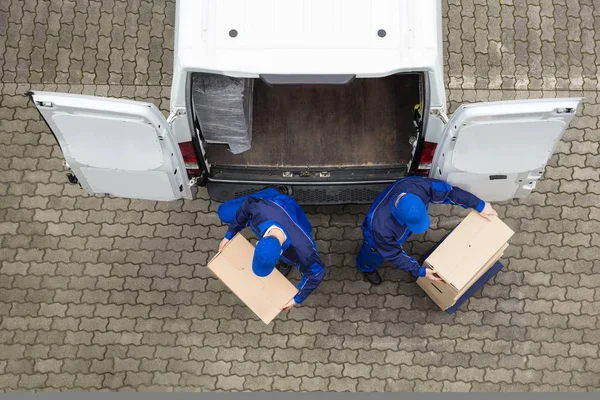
[415,141,437,176]
[178,141,200,171]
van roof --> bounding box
[174,0,442,77]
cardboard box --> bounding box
[207,233,297,324]
[417,210,514,311]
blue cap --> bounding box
[391,193,430,234]
[252,236,281,277]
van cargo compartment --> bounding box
[195,73,421,170]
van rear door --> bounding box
[30,91,191,201]
[430,98,582,202]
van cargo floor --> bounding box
[204,74,420,168]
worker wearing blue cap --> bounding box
[357,177,497,285]
[217,188,326,311]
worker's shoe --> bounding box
[276,261,293,277]
[272,185,292,196]
[363,270,382,286]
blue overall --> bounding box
[356,177,485,277]
[218,188,325,304]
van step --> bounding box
[207,182,391,205]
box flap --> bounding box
[425,210,514,291]
[208,234,297,324]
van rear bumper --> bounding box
[207,181,393,205]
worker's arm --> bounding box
[427,179,498,220]
[293,261,326,304]
[373,230,426,278]
[373,234,443,281]
[428,179,486,210]
[224,199,252,240]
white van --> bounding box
[30,0,581,205]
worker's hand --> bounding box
[282,298,296,311]
[479,202,498,221]
[425,268,444,283]
[218,238,230,252]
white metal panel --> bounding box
[212,0,406,50]
[444,172,523,203]
[79,168,182,201]
[172,0,442,106]
[172,0,445,108]
[431,98,582,202]
[424,113,445,143]
[31,91,192,201]
[453,120,568,174]
[53,114,163,170]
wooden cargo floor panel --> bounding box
[204,74,420,168]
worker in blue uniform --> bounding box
[217,188,326,311]
[357,177,498,285]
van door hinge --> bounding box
[430,108,449,124]
[318,171,330,178]
[167,107,186,124]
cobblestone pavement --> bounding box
[1,0,600,392]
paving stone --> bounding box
[341,363,372,379]
[124,371,154,387]
[244,375,274,391]
[61,359,92,374]
[414,379,444,392]
[6,360,34,375]
[272,376,301,392]
[329,377,358,391]
[34,358,63,374]
[555,328,584,344]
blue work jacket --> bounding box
[363,177,485,278]
[224,194,325,304]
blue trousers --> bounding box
[356,236,385,273]
[217,187,280,224]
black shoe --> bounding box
[272,185,292,196]
[276,262,293,277]
[363,270,382,286]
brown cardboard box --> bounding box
[417,210,514,310]
[207,233,297,324]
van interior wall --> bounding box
[199,74,421,168]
